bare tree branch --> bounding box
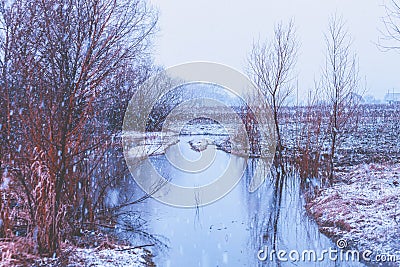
[247,20,299,169]
[321,14,362,183]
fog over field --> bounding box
[149,0,400,100]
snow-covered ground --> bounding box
[31,245,153,267]
[0,236,154,267]
[67,246,152,267]
[306,163,400,266]
[124,131,180,158]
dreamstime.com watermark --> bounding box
[257,239,400,263]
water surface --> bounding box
[125,135,365,267]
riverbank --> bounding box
[0,233,155,266]
[305,163,400,266]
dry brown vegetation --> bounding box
[306,163,400,261]
[0,0,157,261]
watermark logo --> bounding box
[336,238,348,249]
[122,62,276,207]
[257,238,400,264]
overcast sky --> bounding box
[148,0,400,101]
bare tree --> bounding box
[0,0,156,256]
[321,15,361,183]
[247,20,298,168]
[380,0,400,50]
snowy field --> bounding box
[298,104,400,266]
[281,104,400,168]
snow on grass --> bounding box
[69,246,151,267]
[306,163,400,260]
[32,245,153,267]
[124,131,179,159]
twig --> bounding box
[115,244,155,251]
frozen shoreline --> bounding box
[306,163,400,266]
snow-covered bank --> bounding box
[58,245,153,267]
[124,131,180,159]
[1,238,154,266]
[306,163,400,265]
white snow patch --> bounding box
[33,246,151,267]
[124,131,179,159]
[70,247,149,267]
